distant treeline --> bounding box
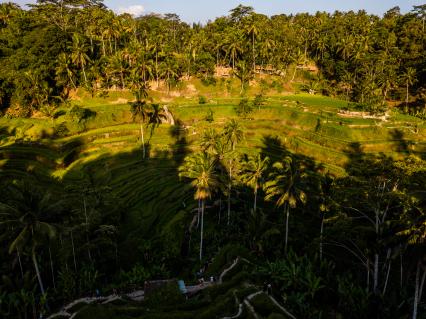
[0,1,425,115]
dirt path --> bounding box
[219,257,240,284]
[48,257,289,319]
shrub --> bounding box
[119,264,150,287]
[253,94,266,110]
[205,109,214,122]
[204,272,248,300]
[200,76,216,87]
[234,98,253,118]
[198,95,208,104]
[251,293,284,317]
[68,105,96,123]
[206,244,251,276]
[144,281,185,309]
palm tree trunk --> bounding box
[140,121,145,159]
[419,267,426,305]
[17,248,24,280]
[199,199,205,261]
[285,204,289,254]
[70,230,77,272]
[320,213,324,261]
[49,246,56,290]
[218,197,222,224]
[406,82,409,112]
[252,32,255,73]
[227,165,232,225]
[196,199,201,228]
[367,258,370,292]
[101,36,106,57]
[253,187,257,213]
[32,248,45,295]
[400,247,403,289]
[82,64,88,86]
[120,69,125,90]
[83,198,92,262]
[69,73,76,89]
[413,261,421,319]
[374,253,379,294]
[383,260,391,295]
[291,67,297,82]
[156,51,159,89]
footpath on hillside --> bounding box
[48,257,296,319]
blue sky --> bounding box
[7,0,425,23]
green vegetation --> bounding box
[0,2,425,319]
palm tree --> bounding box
[222,120,244,224]
[223,150,240,225]
[179,153,218,260]
[148,103,167,141]
[318,173,334,261]
[0,182,65,295]
[234,60,253,93]
[400,67,417,112]
[244,14,259,72]
[264,156,307,253]
[131,99,150,159]
[69,33,91,86]
[223,119,243,151]
[201,128,220,154]
[56,52,76,90]
[224,32,244,71]
[160,57,179,95]
[241,154,270,213]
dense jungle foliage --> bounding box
[0,1,425,318]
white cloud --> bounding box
[117,5,145,17]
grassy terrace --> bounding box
[0,81,425,238]
[1,87,425,178]
[1,85,424,249]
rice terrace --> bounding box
[0,1,425,318]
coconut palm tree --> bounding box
[148,103,167,141]
[0,182,66,295]
[201,128,220,154]
[264,156,307,253]
[234,60,253,93]
[318,173,334,261]
[179,153,218,260]
[224,32,244,71]
[69,33,91,86]
[244,14,259,72]
[241,154,270,213]
[223,150,240,225]
[222,120,244,224]
[131,99,150,159]
[400,67,417,112]
[56,52,76,90]
[223,119,243,151]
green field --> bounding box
[1,81,424,270]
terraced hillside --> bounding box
[1,87,425,260]
[1,82,425,318]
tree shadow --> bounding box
[389,129,413,154]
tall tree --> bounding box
[179,153,218,261]
[0,182,66,296]
[264,156,307,253]
[241,154,270,213]
[400,67,417,111]
[69,33,91,86]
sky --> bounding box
[5,0,425,23]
